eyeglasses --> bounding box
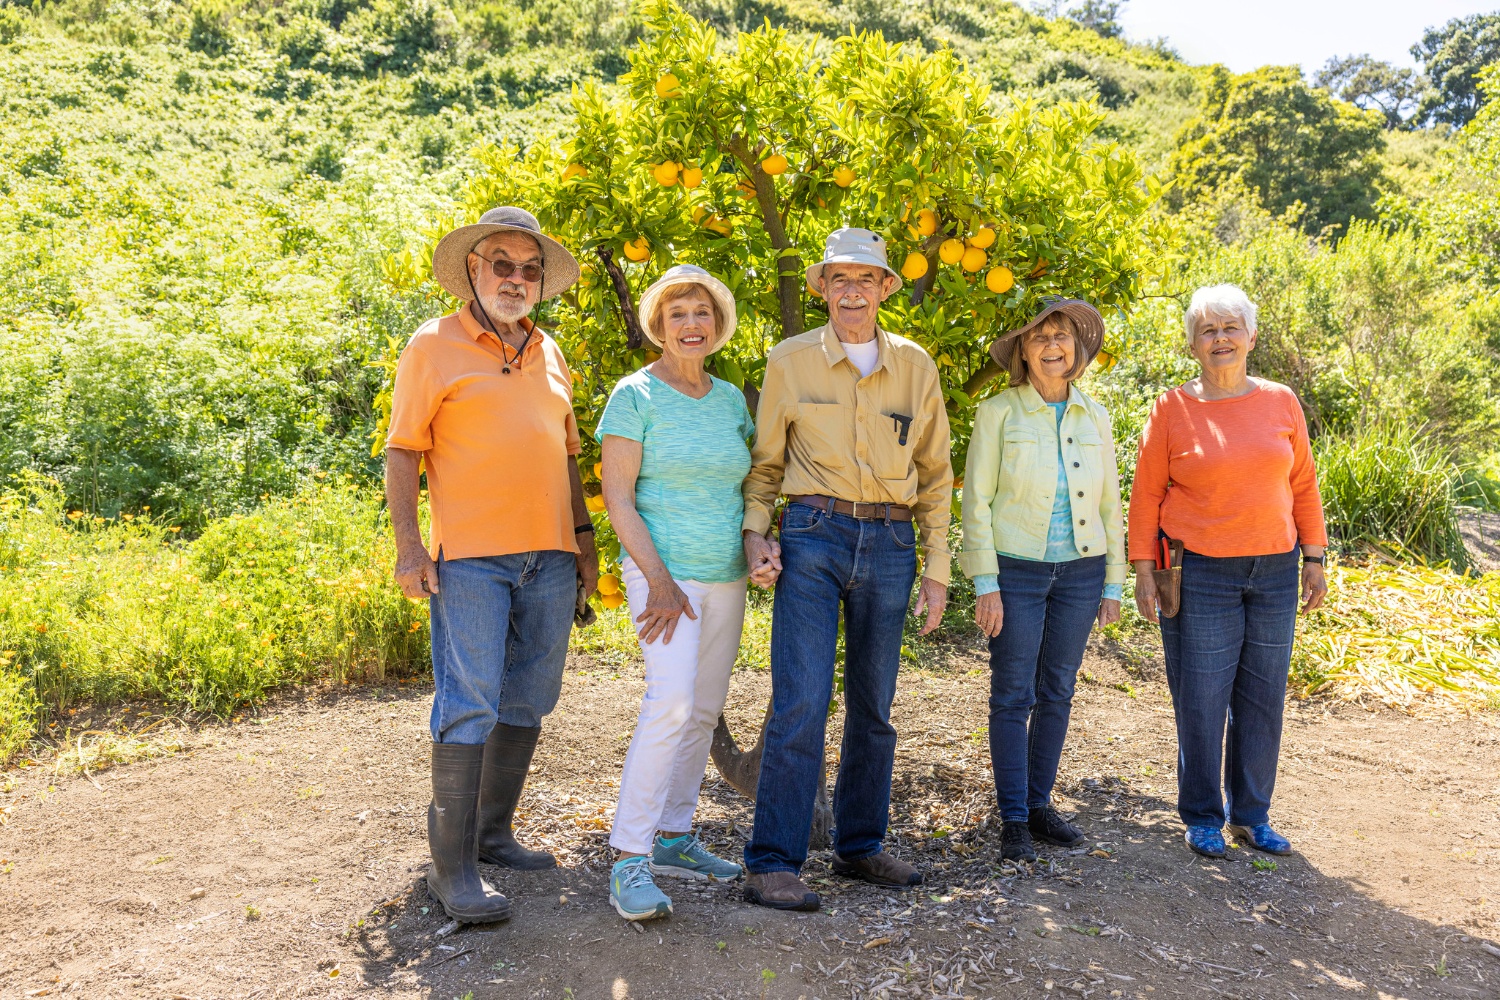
[475,254,544,283]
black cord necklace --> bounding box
[472,297,533,374]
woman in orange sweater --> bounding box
[1129,284,1328,860]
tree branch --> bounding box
[908,235,944,306]
[595,246,645,350]
[963,358,1005,397]
[727,135,803,340]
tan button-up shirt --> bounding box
[742,324,954,585]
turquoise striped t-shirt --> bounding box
[596,368,754,583]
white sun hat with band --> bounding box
[431,206,581,301]
[635,264,739,353]
[805,227,903,296]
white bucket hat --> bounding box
[805,227,902,296]
[635,265,739,353]
[431,206,581,301]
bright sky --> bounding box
[1117,0,1499,74]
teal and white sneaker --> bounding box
[650,832,744,882]
[610,856,672,921]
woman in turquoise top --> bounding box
[596,265,768,921]
[960,299,1126,863]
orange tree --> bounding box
[383,0,1169,579]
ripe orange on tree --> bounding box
[832,166,855,187]
[760,153,789,175]
[652,161,680,186]
[968,226,996,249]
[623,237,651,262]
[986,266,1015,294]
[960,246,987,272]
[900,252,929,280]
[655,73,682,99]
[938,239,965,265]
[681,166,703,188]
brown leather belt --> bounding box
[786,494,914,522]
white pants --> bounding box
[609,556,747,854]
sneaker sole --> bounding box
[609,895,672,921]
[744,886,820,911]
[1226,826,1292,855]
[649,862,742,882]
[1183,831,1226,858]
[1030,829,1086,848]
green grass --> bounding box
[1316,421,1473,571]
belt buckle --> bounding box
[851,501,881,520]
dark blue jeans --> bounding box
[744,502,918,874]
[428,550,577,744]
[1161,548,1300,829]
[987,555,1105,822]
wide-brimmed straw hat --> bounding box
[805,227,902,296]
[635,265,738,353]
[989,298,1106,380]
[431,206,580,301]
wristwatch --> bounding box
[1302,554,1324,564]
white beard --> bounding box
[479,289,532,324]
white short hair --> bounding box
[1184,284,1258,346]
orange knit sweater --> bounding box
[1128,379,1327,562]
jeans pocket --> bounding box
[886,519,917,550]
[780,503,825,534]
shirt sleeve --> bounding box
[385,339,444,453]
[959,399,1005,580]
[596,379,647,444]
[1286,391,1328,547]
[742,358,791,537]
[910,367,954,587]
[1127,393,1172,563]
[1095,404,1128,588]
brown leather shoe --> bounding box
[744,871,820,911]
[831,851,923,887]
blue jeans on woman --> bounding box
[986,555,1105,822]
[1160,548,1300,829]
[428,549,577,744]
[744,502,918,874]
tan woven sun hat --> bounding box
[988,298,1106,382]
[431,206,580,301]
[635,265,739,353]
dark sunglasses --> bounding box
[475,254,544,283]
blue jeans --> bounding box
[1161,548,1300,829]
[986,555,1105,822]
[428,549,576,744]
[744,502,918,874]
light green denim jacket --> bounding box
[959,382,1126,587]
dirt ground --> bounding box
[3,635,1499,1000]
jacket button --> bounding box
[1067,437,1073,443]
[1076,491,1084,498]
[1079,519,1086,526]
[1082,546,1089,552]
[1073,461,1080,468]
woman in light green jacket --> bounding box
[960,299,1125,863]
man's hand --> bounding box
[1096,598,1122,629]
[576,532,599,598]
[1300,561,1327,613]
[912,577,947,636]
[974,591,1004,638]
[395,546,439,600]
[1130,560,1159,624]
[744,530,782,589]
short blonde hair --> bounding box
[1006,312,1090,386]
[648,282,722,342]
[1184,284,1258,347]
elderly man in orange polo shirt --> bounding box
[385,207,596,925]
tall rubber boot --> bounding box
[477,723,557,869]
[427,742,511,923]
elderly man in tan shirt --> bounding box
[740,228,953,911]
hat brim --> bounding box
[636,271,739,354]
[988,299,1105,370]
[432,223,581,301]
[805,257,903,296]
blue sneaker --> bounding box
[1228,823,1292,855]
[650,832,743,881]
[610,856,672,921]
[1184,825,1226,858]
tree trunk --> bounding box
[596,246,646,350]
[727,135,803,341]
[710,708,832,849]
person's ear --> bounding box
[879,273,899,300]
[810,275,826,301]
[1246,326,1258,352]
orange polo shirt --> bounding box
[386,303,581,560]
